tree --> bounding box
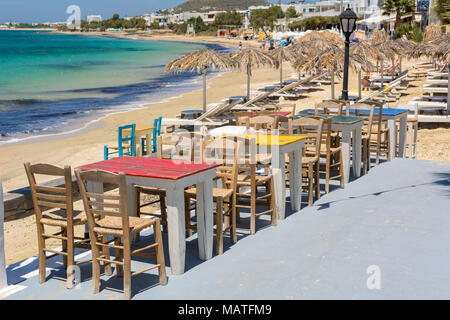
[382,0,415,29]
[285,6,298,20]
[433,0,450,25]
[112,14,120,20]
[214,10,243,26]
[250,6,284,33]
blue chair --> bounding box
[104,124,136,160]
[152,117,162,153]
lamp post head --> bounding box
[339,6,357,38]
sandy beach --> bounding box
[1,31,449,265]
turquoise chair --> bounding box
[152,117,162,153]
[104,124,136,160]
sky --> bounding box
[0,0,310,23]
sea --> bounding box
[0,30,233,145]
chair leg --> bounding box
[231,197,237,244]
[339,150,344,189]
[123,240,132,300]
[91,234,101,294]
[102,235,113,276]
[62,227,68,269]
[325,154,330,194]
[37,223,46,284]
[308,162,314,206]
[216,197,224,255]
[314,161,320,201]
[386,130,391,161]
[66,227,75,289]
[114,237,123,278]
[413,123,418,159]
[269,178,277,227]
[250,182,257,235]
[153,219,167,286]
[160,194,168,233]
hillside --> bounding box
[173,0,270,13]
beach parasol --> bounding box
[350,41,382,98]
[296,30,344,47]
[229,48,279,99]
[270,46,298,87]
[166,49,239,113]
[302,46,374,100]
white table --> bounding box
[0,178,7,290]
[80,157,219,276]
[209,126,255,138]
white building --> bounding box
[87,15,102,23]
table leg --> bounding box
[398,116,407,158]
[352,127,362,178]
[196,179,214,260]
[271,151,286,220]
[388,119,396,161]
[166,189,186,275]
[341,131,351,184]
[289,149,302,212]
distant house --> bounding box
[87,15,102,23]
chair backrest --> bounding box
[288,117,324,159]
[315,101,343,115]
[24,163,74,225]
[247,115,278,131]
[118,124,136,157]
[346,102,377,136]
[75,169,131,241]
[152,117,163,153]
[157,132,204,162]
[310,116,332,153]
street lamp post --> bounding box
[340,6,357,101]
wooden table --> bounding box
[297,111,365,183]
[122,126,155,157]
[346,107,409,160]
[78,157,219,275]
[223,134,307,219]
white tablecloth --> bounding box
[0,178,7,289]
[208,126,255,138]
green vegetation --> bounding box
[214,10,243,26]
[169,17,210,34]
[285,6,299,20]
[58,14,147,31]
[288,16,340,31]
[396,23,424,42]
[382,0,415,29]
[250,6,284,32]
[174,0,269,13]
[433,0,450,25]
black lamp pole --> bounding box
[340,6,357,101]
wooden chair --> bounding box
[104,124,136,160]
[278,103,296,117]
[315,101,344,116]
[233,136,277,235]
[288,118,324,206]
[75,169,167,300]
[345,103,376,174]
[24,163,92,289]
[308,117,344,193]
[184,137,240,254]
[136,133,200,236]
[246,115,278,132]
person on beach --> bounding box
[239,42,243,51]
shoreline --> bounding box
[0,31,236,147]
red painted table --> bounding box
[78,157,219,275]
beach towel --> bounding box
[0,178,7,289]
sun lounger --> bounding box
[413,96,448,102]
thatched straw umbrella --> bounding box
[424,24,442,42]
[350,41,382,98]
[371,29,388,44]
[302,47,374,100]
[297,30,344,47]
[270,46,298,87]
[166,49,239,113]
[229,48,279,99]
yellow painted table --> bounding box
[123,126,155,156]
[223,134,308,220]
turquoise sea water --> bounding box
[0,30,229,144]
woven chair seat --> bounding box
[185,187,233,199]
[40,209,87,227]
[237,174,272,186]
[302,156,318,165]
[93,216,154,236]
